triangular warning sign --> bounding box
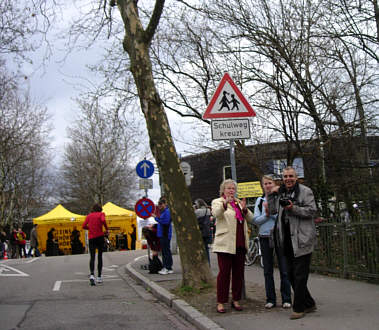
[203,73,256,119]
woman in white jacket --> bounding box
[212,179,253,313]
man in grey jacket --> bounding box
[268,167,317,320]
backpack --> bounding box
[258,194,265,213]
[148,255,163,274]
[198,211,211,239]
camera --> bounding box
[279,198,292,207]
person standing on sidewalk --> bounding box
[27,224,41,257]
[82,204,109,286]
[194,198,212,264]
[152,197,173,275]
[268,167,317,320]
[253,174,292,310]
[212,179,253,313]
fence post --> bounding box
[342,223,348,278]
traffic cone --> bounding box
[3,250,8,260]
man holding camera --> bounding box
[268,167,317,320]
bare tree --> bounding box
[0,0,56,64]
[59,95,138,214]
[324,0,379,62]
[0,66,53,228]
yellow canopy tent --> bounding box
[33,204,86,255]
[102,202,138,250]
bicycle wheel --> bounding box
[245,241,259,266]
[244,240,254,265]
[259,254,264,268]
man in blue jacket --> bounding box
[152,197,173,275]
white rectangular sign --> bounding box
[139,178,153,190]
[211,119,251,140]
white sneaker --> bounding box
[97,276,103,284]
[283,302,291,308]
[167,269,174,274]
[89,275,96,286]
[265,302,275,309]
[158,268,169,275]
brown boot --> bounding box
[290,311,305,320]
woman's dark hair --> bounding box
[194,198,208,209]
[92,204,102,212]
[158,197,167,205]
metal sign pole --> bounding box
[229,139,237,182]
[230,138,247,298]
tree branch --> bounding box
[144,0,165,44]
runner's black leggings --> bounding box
[89,236,104,277]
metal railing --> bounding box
[312,221,379,282]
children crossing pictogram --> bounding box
[203,72,256,119]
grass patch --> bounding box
[174,281,214,297]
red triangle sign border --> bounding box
[203,73,256,119]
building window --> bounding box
[272,159,287,176]
[223,165,232,180]
[268,158,304,178]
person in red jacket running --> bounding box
[82,204,108,286]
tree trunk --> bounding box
[117,0,213,288]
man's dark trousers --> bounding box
[285,248,315,313]
[160,236,173,270]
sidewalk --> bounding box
[126,252,379,330]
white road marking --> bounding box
[53,281,62,291]
[134,255,147,262]
[102,274,119,278]
[25,258,39,264]
[0,264,29,277]
[52,276,121,291]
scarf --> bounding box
[230,200,244,223]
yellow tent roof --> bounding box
[102,202,136,219]
[33,204,86,224]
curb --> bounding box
[125,258,224,330]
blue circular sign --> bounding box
[136,160,155,178]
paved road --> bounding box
[0,251,193,330]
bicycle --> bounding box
[245,236,264,267]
